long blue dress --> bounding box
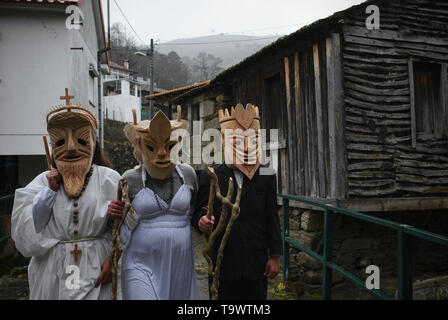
[120,165,200,300]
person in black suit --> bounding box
[191,103,282,300]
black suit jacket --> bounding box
[191,164,282,281]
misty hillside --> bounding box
[155,34,283,68]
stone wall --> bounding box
[186,92,232,171]
[103,119,139,175]
[286,208,448,298]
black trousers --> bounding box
[209,277,268,300]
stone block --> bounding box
[294,252,322,271]
[200,100,215,118]
[289,218,300,231]
[301,210,323,232]
[357,258,372,268]
[290,230,322,251]
[332,271,344,285]
[412,276,448,300]
[204,118,220,130]
[291,209,300,218]
[304,270,322,285]
[338,238,376,255]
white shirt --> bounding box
[233,169,244,187]
[11,165,121,300]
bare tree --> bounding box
[192,52,223,82]
[109,22,137,50]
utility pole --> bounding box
[149,38,154,118]
[97,0,111,148]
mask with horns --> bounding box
[124,106,188,180]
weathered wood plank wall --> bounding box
[342,0,448,198]
[221,0,448,200]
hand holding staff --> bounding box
[42,134,52,170]
[43,134,61,192]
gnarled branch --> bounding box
[202,167,242,300]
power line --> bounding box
[157,36,281,46]
[113,0,150,50]
[110,2,306,48]
[230,22,309,34]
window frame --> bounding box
[408,59,448,147]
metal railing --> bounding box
[279,194,448,300]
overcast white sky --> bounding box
[103,0,365,45]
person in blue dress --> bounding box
[108,109,199,300]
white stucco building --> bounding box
[0,0,109,189]
[104,61,142,123]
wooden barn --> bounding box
[150,0,448,212]
[148,0,448,295]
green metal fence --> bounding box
[279,194,448,300]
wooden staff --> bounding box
[202,167,242,300]
[111,178,134,300]
[42,134,52,170]
[177,105,182,121]
[132,109,137,125]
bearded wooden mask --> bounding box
[47,90,98,198]
[125,107,188,180]
[219,103,261,180]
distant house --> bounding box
[103,60,142,123]
[148,80,212,125]
[147,80,216,170]
[0,0,109,195]
[137,76,167,120]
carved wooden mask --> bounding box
[47,111,97,198]
[219,104,261,180]
[127,110,188,180]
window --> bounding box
[413,61,444,138]
[130,83,136,96]
[103,80,122,96]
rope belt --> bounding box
[58,236,104,244]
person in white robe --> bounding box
[11,91,121,300]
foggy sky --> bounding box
[103,0,365,45]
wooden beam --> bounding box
[327,33,346,200]
[294,52,304,195]
[280,149,287,194]
[284,56,293,194]
[327,37,336,199]
[442,64,448,137]
[408,59,417,148]
[313,44,326,198]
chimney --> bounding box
[123,60,129,70]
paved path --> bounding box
[0,226,296,300]
[191,227,297,300]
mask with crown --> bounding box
[46,89,98,198]
[219,103,261,180]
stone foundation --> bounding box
[284,208,448,299]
